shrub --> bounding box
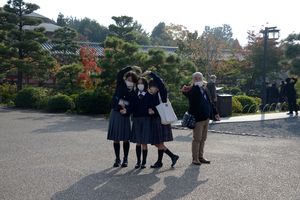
[234,95,258,113]
[230,87,242,95]
[232,96,243,113]
[171,97,188,119]
[15,87,48,108]
[253,97,262,107]
[76,88,111,114]
[0,83,17,103]
[47,94,74,113]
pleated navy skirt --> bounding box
[131,117,152,144]
[150,116,173,145]
[107,110,131,141]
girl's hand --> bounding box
[120,108,127,114]
[148,108,155,115]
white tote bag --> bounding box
[155,93,178,125]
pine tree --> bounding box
[0,0,56,90]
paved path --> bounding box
[0,107,300,200]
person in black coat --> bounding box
[107,66,140,168]
[181,72,220,165]
[142,71,179,168]
[130,77,153,169]
[285,77,298,115]
[279,81,286,103]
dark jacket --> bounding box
[111,66,135,116]
[207,82,217,102]
[183,85,218,122]
[149,72,168,117]
[285,78,297,99]
[132,91,153,118]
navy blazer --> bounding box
[111,67,135,116]
[132,91,153,117]
[183,85,218,122]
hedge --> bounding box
[15,87,48,108]
[47,94,74,113]
[75,88,111,114]
[234,95,258,113]
[0,83,17,103]
[232,96,243,113]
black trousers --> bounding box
[287,97,298,113]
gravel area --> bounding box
[209,117,300,138]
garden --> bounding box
[1,0,300,118]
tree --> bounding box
[56,63,83,94]
[282,33,300,75]
[56,12,67,27]
[99,36,140,92]
[151,22,176,46]
[245,30,283,92]
[0,0,55,90]
[51,27,79,65]
[199,24,236,75]
[109,16,150,45]
[79,47,102,89]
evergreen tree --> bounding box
[51,27,79,65]
[0,0,55,90]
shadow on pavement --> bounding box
[32,116,108,134]
[51,166,206,200]
[173,131,193,142]
[152,166,208,200]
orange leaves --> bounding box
[79,47,102,89]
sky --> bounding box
[1,0,300,46]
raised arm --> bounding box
[116,66,132,86]
[149,72,167,93]
[292,77,298,84]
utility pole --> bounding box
[260,26,280,109]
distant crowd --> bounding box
[266,77,298,115]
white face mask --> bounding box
[137,84,144,91]
[194,81,203,87]
[125,80,134,90]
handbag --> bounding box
[155,93,178,125]
[182,112,196,129]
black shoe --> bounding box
[135,162,141,169]
[113,159,121,167]
[171,155,179,167]
[140,164,146,169]
[121,158,128,168]
[150,162,163,168]
[192,161,201,166]
[199,158,211,164]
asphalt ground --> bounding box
[1,107,299,200]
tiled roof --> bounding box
[41,42,177,56]
[23,23,62,32]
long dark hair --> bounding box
[125,71,138,83]
[138,77,148,91]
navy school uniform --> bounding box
[149,73,173,145]
[107,67,135,141]
[130,91,153,144]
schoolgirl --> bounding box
[107,66,139,168]
[130,77,153,169]
[144,71,179,168]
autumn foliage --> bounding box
[79,47,102,89]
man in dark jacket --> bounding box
[182,72,220,165]
[285,77,298,115]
